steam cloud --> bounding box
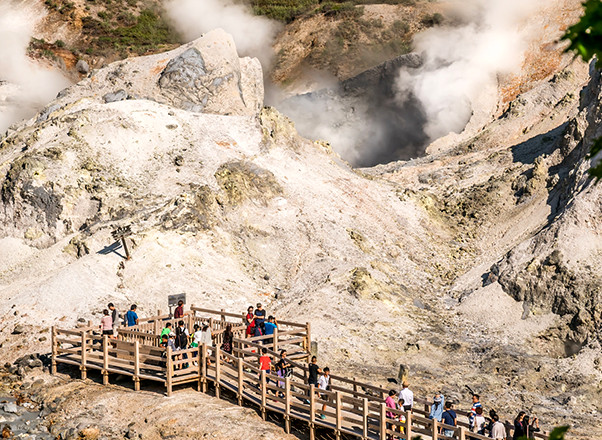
[0,2,70,133]
[165,0,281,68]
[396,0,540,142]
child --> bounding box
[318,367,330,419]
[259,348,271,384]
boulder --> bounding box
[76,59,90,75]
[53,29,263,117]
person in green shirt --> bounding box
[160,322,173,341]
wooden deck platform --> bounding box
[51,306,547,440]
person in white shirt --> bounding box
[398,381,413,411]
[473,407,487,434]
[490,414,506,440]
[318,367,331,420]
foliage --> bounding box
[587,137,602,180]
[562,0,602,180]
[562,0,602,68]
[252,0,317,22]
[420,12,443,27]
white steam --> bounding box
[397,0,540,141]
[165,0,281,68]
[0,2,70,133]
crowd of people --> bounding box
[384,383,542,440]
[97,303,542,439]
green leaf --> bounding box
[548,425,570,440]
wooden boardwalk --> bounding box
[51,306,547,440]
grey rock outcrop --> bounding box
[45,29,263,117]
[76,59,90,75]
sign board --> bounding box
[168,293,186,307]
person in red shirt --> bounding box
[174,300,184,319]
[259,347,271,384]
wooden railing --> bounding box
[51,307,546,440]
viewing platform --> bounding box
[51,306,548,440]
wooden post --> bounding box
[406,411,413,439]
[220,309,225,321]
[273,327,278,353]
[51,326,57,375]
[260,370,267,421]
[133,340,140,391]
[353,377,360,411]
[432,418,438,440]
[166,346,173,396]
[459,426,466,440]
[154,319,160,335]
[215,345,221,399]
[80,330,87,380]
[305,321,311,353]
[284,376,291,434]
[102,335,109,385]
[335,391,342,440]
[187,312,193,333]
[237,358,244,406]
[379,402,386,440]
[200,343,208,393]
[362,398,369,440]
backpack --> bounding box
[175,329,188,349]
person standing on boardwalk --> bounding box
[305,356,322,403]
[254,303,266,336]
[125,304,139,327]
[108,303,119,331]
[385,390,398,437]
[100,309,113,337]
[398,381,413,411]
[469,394,482,431]
[429,394,444,422]
[441,401,457,437]
[263,315,278,345]
[160,322,173,341]
[473,407,487,435]
[490,414,506,440]
[512,411,526,440]
[221,323,234,355]
[174,300,184,319]
[318,367,331,420]
[245,306,255,338]
[259,347,271,382]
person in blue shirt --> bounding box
[125,304,139,327]
[441,401,457,437]
[263,315,278,344]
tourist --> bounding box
[264,315,278,345]
[108,303,118,329]
[396,398,407,433]
[245,306,255,337]
[200,324,212,347]
[308,356,322,387]
[469,394,482,431]
[174,299,184,319]
[441,401,457,437]
[259,347,271,382]
[490,414,506,440]
[473,407,487,435]
[100,309,113,336]
[429,394,444,421]
[221,323,234,355]
[191,324,202,348]
[125,304,139,327]
[398,381,413,411]
[160,322,173,341]
[160,334,168,348]
[318,367,331,419]
[385,390,398,436]
[276,349,293,379]
[486,409,498,436]
[512,411,526,440]
[524,415,540,439]
[175,323,188,347]
[254,303,266,336]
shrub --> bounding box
[420,12,443,27]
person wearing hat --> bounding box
[429,394,445,422]
[398,380,414,411]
